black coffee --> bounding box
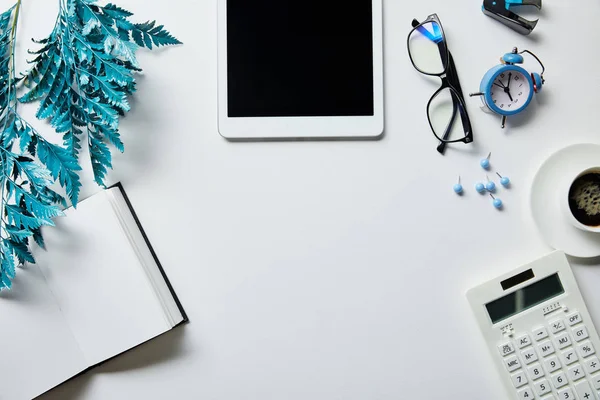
[569,172,600,227]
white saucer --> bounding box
[530,144,600,258]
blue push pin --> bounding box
[485,176,496,192]
[496,172,511,188]
[490,193,503,209]
[480,152,491,170]
[454,176,463,195]
[475,182,486,194]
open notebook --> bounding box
[0,183,187,400]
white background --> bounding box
[8,0,600,398]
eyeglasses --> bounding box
[407,14,474,154]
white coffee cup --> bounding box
[564,167,600,233]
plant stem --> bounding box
[0,0,23,242]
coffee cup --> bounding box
[564,167,600,233]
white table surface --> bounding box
[11,0,600,398]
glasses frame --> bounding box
[407,14,474,154]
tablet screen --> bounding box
[227,0,374,118]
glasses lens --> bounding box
[428,88,467,143]
[408,21,448,75]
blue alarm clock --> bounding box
[470,47,545,128]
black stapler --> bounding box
[482,0,542,35]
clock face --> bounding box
[489,70,531,113]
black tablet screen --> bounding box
[227,0,374,118]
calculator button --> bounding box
[505,355,522,372]
[550,320,567,334]
[518,386,535,399]
[534,327,550,341]
[575,380,596,400]
[534,379,552,396]
[591,374,600,390]
[584,357,600,375]
[557,387,575,399]
[567,312,583,326]
[556,332,572,350]
[544,356,562,373]
[552,371,569,389]
[512,371,529,388]
[498,341,515,357]
[517,334,533,349]
[578,342,597,359]
[538,340,556,358]
[528,363,545,381]
[568,363,586,382]
[573,326,590,343]
[561,349,579,365]
[522,348,539,365]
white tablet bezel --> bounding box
[217,0,384,140]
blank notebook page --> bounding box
[0,265,86,400]
[35,190,171,366]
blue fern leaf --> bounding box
[8,240,35,264]
[103,3,133,19]
[0,3,66,289]
[20,0,180,193]
[36,137,82,204]
[8,181,65,220]
[32,228,45,250]
[131,21,181,49]
[5,204,54,229]
[88,131,112,186]
[1,247,16,289]
[0,0,180,288]
[6,227,33,240]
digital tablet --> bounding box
[217,0,384,140]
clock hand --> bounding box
[502,85,514,102]
[493,82,505,89]
[507,73,512,90]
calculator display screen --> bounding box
[485,273,565,324]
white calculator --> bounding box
[468,251,600,400]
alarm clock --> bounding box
[470,47,545,128]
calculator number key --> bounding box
[584,356,600,375]
[534,378,552,396]
[528,363,545,381]
[544,355,561,373]
[557,387,575,399]
[522,348,539,365]
[567,312,583,326]
[538,340,556,357]
[512,371,529,388]
[498,341,515,357]
[578,341,596,359]
[555,332,572,350]
[568,363,586,382]
[518,386,535,400]
[552,371,568,389]
[573,325,590,342]
[550,320,566,334]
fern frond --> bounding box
[0,0,180,290]
[20,0,181,188]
